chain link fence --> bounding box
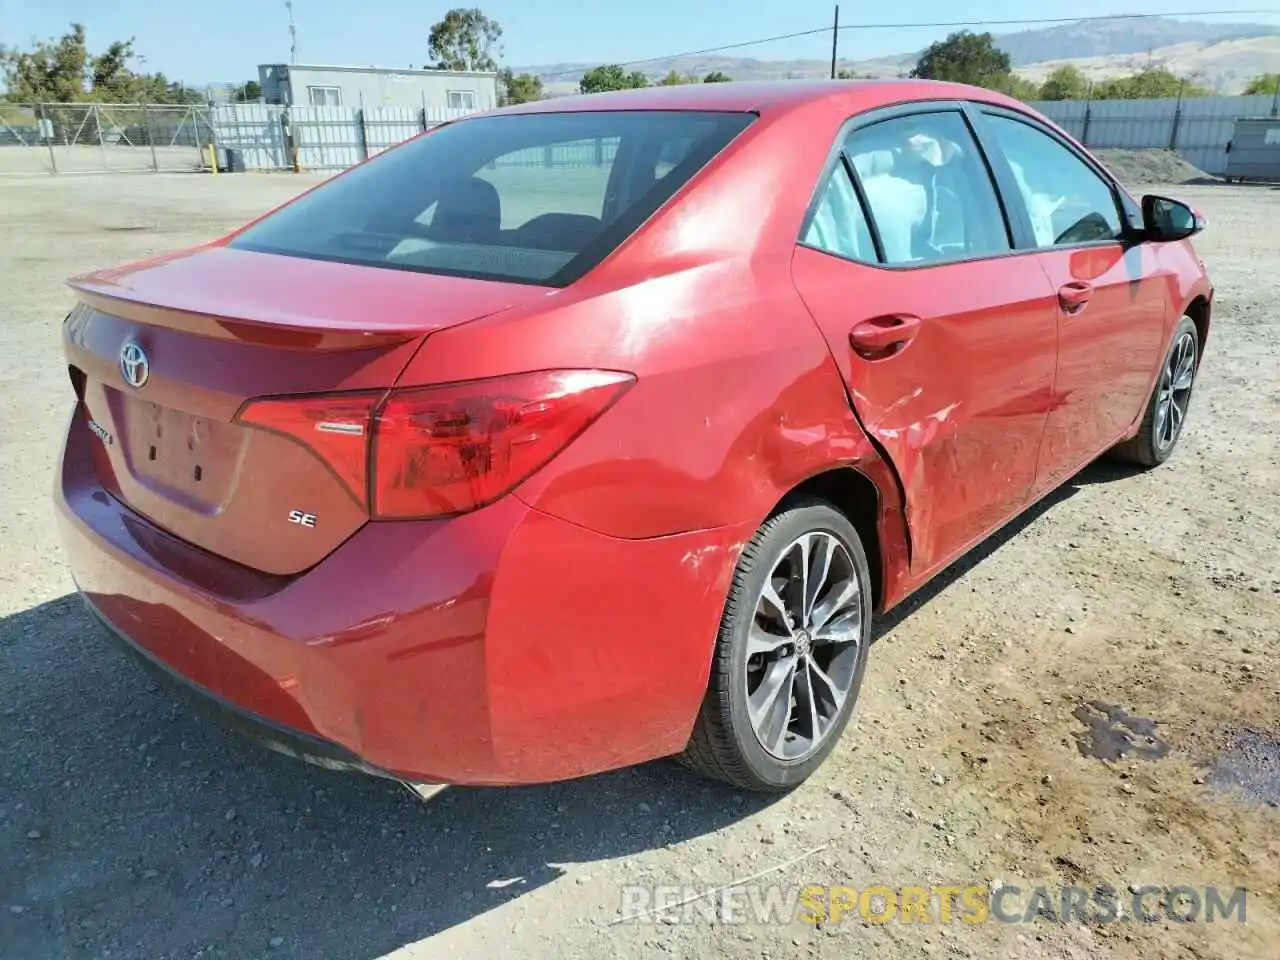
[0,103,213,175]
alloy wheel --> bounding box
[745,531,864,761]
[1154,330,1196,452]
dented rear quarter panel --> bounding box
[397,96,914,604]
[407,253,895,543]
[400,96,901,538]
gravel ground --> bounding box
[1091,149,1212,186]
[0,169,1277,960]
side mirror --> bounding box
[1142,195,1206,242]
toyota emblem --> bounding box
[119,341,150,389]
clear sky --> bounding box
[3,0,1279,85]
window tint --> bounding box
[844,112,1009,265]
[230,111,753,286]
[983,115,1123,247]
[655,136,696,178]
[803,163,875,262]
[474,137,619,230]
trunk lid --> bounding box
[65,246,552,576]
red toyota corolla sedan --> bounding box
[56,80,1212,795]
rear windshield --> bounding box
[230,110,754,286]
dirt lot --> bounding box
[0,169,1277,960]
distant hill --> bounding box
[518,16,1280,96]
[995,16,1279,65]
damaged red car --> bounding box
[56,80,1212,794]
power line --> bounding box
[839,9,1280,31]
[535,8,1280,80]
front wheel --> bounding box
[1110,315,1199,467]
[679,500,873,792]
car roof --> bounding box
[494,79,1024,118]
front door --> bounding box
[791,107,1059,576]
[972,110,1167,492]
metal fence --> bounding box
[4,92,1278,178]
[1031,93,1279,176]
[206,103,624,174]
[0,103,214,175]
[210,103,478,172]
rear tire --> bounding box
[1110,315,1199,468]
[679,499,872,792]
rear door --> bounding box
[790,104,1060,575]
[970,108,1167,493]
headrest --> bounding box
[851,150,895,178]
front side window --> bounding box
[447,90,476,110]
[230,110,753,285]
[843,112,1010,265]
[982,114,1123,248]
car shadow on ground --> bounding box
[0,595,775,958]
[0,459,1145,959]
[871,457,1144,640]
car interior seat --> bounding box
[852,149,928,262]
[426,177,502,244]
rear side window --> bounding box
[981,114,1123,247]
[231,111,753,286]
[803,164,876,261]
[843,112,1010,266]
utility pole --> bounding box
[830,5,840,80]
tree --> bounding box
[836,68,870,80]
[1093,68,1210,100]
[89,39,136,95]
[1,23,202,103]
[132,75,204,104]
[498,68,542,104]
[657,70,688,86]
[232,79,263,102]
[911,30,1010,87]
[1039,65,1090,101]
[1243,73,1280,95]
[428,8,503,72]
[578,65,648,95]
[702,71,732,83]
[1,22,90,102]
[1000,74,1040,101]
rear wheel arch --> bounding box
[772,467,885,612]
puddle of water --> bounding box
[1072,701,1170,762]
[1208,731,1280,808]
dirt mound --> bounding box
[1092,148,1213,187]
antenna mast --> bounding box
[286,1,297,64]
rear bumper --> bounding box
[57,405,749,785]
[84,596,396,780]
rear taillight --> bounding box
[236,391,383,507]
[372,370,634,518]
[235,370,634,519]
